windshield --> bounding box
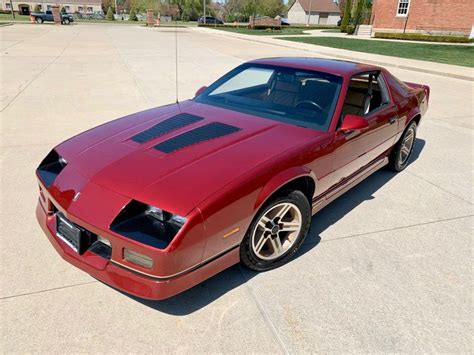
[195,64,342,131]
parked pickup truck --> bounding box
[31,11,74,24]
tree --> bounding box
[33,4,41,12]
[106,6,115,20]
[257,0,284,18]
[353,0,364,25]
[340,0,351,32]
[129,6,138,20]
[60,6,66,13]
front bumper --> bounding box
[36,200,240,300]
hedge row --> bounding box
[374,32,471,43]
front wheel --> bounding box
[389,121,417,172]
[240,190,311,271]
[63,18,70,25]
[36,17,43,24]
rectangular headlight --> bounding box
[123,248,153,269]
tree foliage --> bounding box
[129,7,138,20]
[106,6,115,20]
[340,0,351,32]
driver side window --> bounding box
[342,72,390,117]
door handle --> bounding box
[389,117,397,125]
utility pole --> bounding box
[307,0,312,26]
[9,0,14,19]
[114,0,118,16]
[203,0,206,24]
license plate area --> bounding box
[56,213,84,254]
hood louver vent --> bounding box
[154,122,241,153]
[131,113,203,143]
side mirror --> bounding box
[195,86,207,97]
[340,114,368,132]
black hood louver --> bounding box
[154,122,241,153]
[131,113,203,143]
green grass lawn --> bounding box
[281,36,474,67]
[0,13,30,21]
[213,26,308,36]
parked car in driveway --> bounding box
[198,16,223,24]
[31,10,74,24]
[36,58,429,300]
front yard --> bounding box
[212,26,309,36]
[282,36,474,67]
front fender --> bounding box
[254,166,316,210]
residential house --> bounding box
[287,0,341,25]
[1,0,102,15]
[371,0,474,35]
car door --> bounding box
[332,71,399,182]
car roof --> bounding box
[247,57,382,78]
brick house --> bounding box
[287,0,341,25]
[371,0,474,35]
[1,0,102,15]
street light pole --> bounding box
[307,0,312,26]
[203,0,206,24]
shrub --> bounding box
[129,7,137,21]
[346,24,355,35]
[341,0,351,32]
[106,6,114,21]
[374,32,470,43]
[33,4,41,12]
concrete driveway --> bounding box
[1,24,472,353]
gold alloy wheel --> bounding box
[399,126,415,165]
[251,202,302,261]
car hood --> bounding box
[56,100,320,216]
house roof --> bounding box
[292,0,341,13]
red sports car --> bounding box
[36,58,429,300]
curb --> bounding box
[192,27,474,82]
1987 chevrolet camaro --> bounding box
[36,58,429,300]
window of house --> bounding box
[397,0,410,16]
[5,2,11,9]
[65,5,70,11]
[78,6,83,12]
[47,4,52,10]
[86,6,93,13]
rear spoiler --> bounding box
[404,81,430,104]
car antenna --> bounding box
[174,10,181,112]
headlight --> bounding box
[36,149,67,187]
[110,200,187,249]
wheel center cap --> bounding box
[270,225,280,235]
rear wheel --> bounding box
[36,17,43,24]
[389,121,417,172]
[63,18,70,25]
[240,190,311,271]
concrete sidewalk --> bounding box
[193,26,474,81]
[1,24,472,353]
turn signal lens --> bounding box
[123,248,153,269]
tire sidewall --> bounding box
[394,121,417,171]
[240,190,311,271]
[36,18,43,23]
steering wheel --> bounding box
[295,100,324,113]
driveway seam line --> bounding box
[238,265,290,355]
[406,170,473,205]
[0,29,79,113]
[308,214,473,245]
[0,280,98,300]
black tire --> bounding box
[63,18,70,25]
[36,17,43,24]
[240,190,311,271]
[389,121,417,172]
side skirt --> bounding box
[311,156,389,215]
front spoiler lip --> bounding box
[36,200,240,300]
